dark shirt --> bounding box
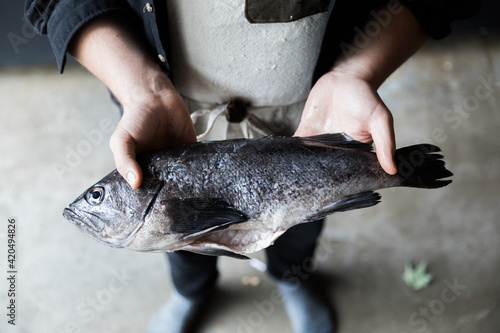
[25,0,480,85]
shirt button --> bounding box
[145,3,153,12]
[158,54,166,63]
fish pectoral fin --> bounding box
[162,197,248,237]
[306,191,381,221]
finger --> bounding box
[371,104,397,175]
[293,121,311,137]
[294,97,326,138]
[109,128,143,189]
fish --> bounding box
[63,133,452,259]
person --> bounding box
[26,1,480,332]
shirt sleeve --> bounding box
[400,0,482,39]
[24,0,132,73]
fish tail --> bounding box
[395,144,453,189]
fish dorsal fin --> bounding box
[161,198,248,237]
[301,133,373,151]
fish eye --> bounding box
[87,187,105,205]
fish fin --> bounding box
[162,198,248,237]
[306,191,381,221]
[183,247,250,260]
[301,133,373,151]
[395,144,453,189]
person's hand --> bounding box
[295,4,429,176]
[67,15,197,189]
[295,70,397,175]
[110,84,197,189]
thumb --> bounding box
[376,142,397,175]
[109,129,143,189]
[370,104,397,175]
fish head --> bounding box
[63,170,163,248]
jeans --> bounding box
[167,219,324,298]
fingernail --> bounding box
[127,171,137,186]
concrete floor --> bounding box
[1,31,499,333]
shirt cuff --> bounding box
[46,0,129,73]
[400,0,481,39]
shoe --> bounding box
[146,289,210,333]
[276,279,336,333]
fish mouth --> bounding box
[63,207,105,233]
[62,207,123,248]
[62,207,144,248]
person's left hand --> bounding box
[295,70,397,175]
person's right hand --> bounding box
[68,14,197,189]
[110,81,197,189]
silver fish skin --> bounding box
[63,133,452,258]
